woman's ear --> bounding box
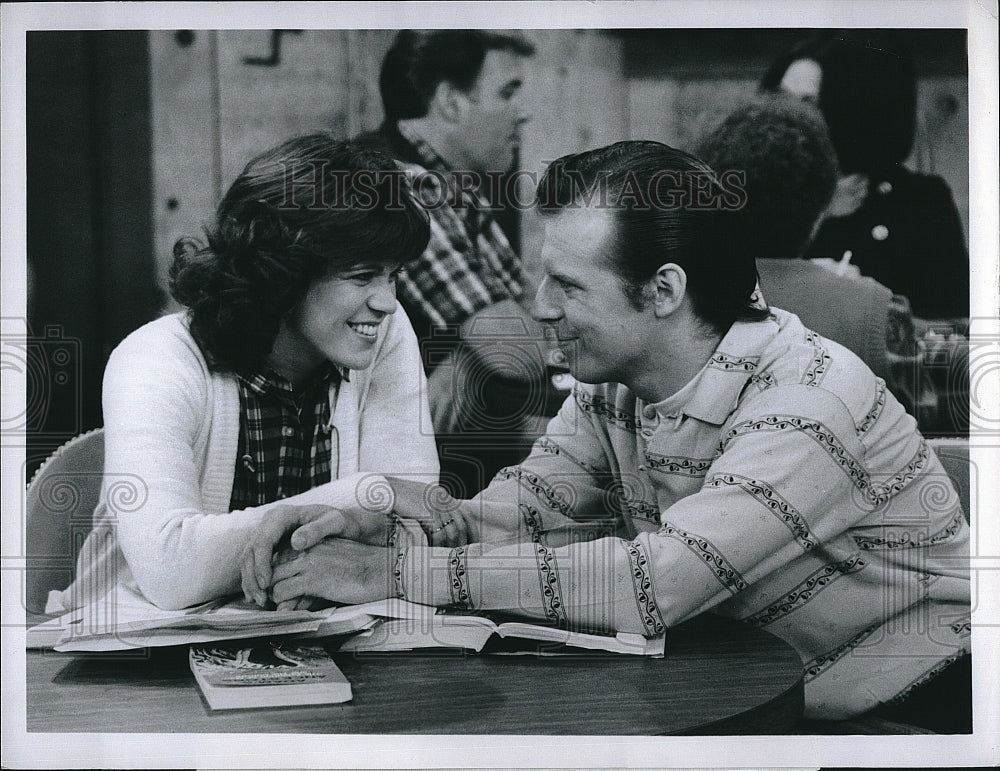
[652,263,687,318]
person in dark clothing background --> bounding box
[761,31,969,321]
[697,94,933,419]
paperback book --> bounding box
[189,642,352,710]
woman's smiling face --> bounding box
[269,263,401,379]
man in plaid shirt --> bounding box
[355,30,568,495]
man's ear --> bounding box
[651,263,687,318]
[429,80,465,124]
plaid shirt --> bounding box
[228,365,343,511]
[394,122,525,328]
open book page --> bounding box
[29,590,663,656]
[339,612,498,653]
[29,592,441,651]
[339,609,666,657]
[492,622,665,656]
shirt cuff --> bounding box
[395,546,458,607]
[387,515,428,549]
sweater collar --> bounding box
[642,314,780,426]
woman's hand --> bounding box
[241,503,391,607]
[269,539,392,607]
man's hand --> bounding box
[269,539,391,607]
[384,477,464,544]
[241,503,390,607]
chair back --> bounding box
[927,437,970,522]
[24,429,105,614]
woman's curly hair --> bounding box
[169,134,430,374]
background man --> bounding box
[245,141,971,728]
[355,30,567,495]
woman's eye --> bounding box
[346,272,377,283]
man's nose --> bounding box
[530,278,562,323]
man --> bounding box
[354,30,566,495]
[695,95,934,420]
[244,141,970,724]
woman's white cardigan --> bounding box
[52,307,438,612]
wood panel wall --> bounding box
[149,29,968,302]
[149,30,396,308]
[148,30,626,301]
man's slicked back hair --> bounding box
[536,140,769,336]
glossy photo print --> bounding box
[2,2,997,769]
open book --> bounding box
[27,584,390,651]
[189,642,351,710]
[339,608,665,657]
[28,587,663,657]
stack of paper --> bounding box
[25,585,415,651]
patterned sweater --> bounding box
[396,308,970,719]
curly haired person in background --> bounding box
[696,94,933,421]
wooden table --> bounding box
[26,613,803,735]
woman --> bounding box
[50,134,438,612]
[761,31,969,320]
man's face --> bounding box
[455,49,528,174]
[531,207,655,387]
[779,58,822,103]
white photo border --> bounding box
[2,1,997,768]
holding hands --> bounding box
[240,478,459,609]
[240,503,393,609]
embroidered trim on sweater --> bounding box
[624,541,665,635]
[743,555,868,627]
[705,472,818,551]
[656,520,748,594]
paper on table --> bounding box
[28,586,439,652]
